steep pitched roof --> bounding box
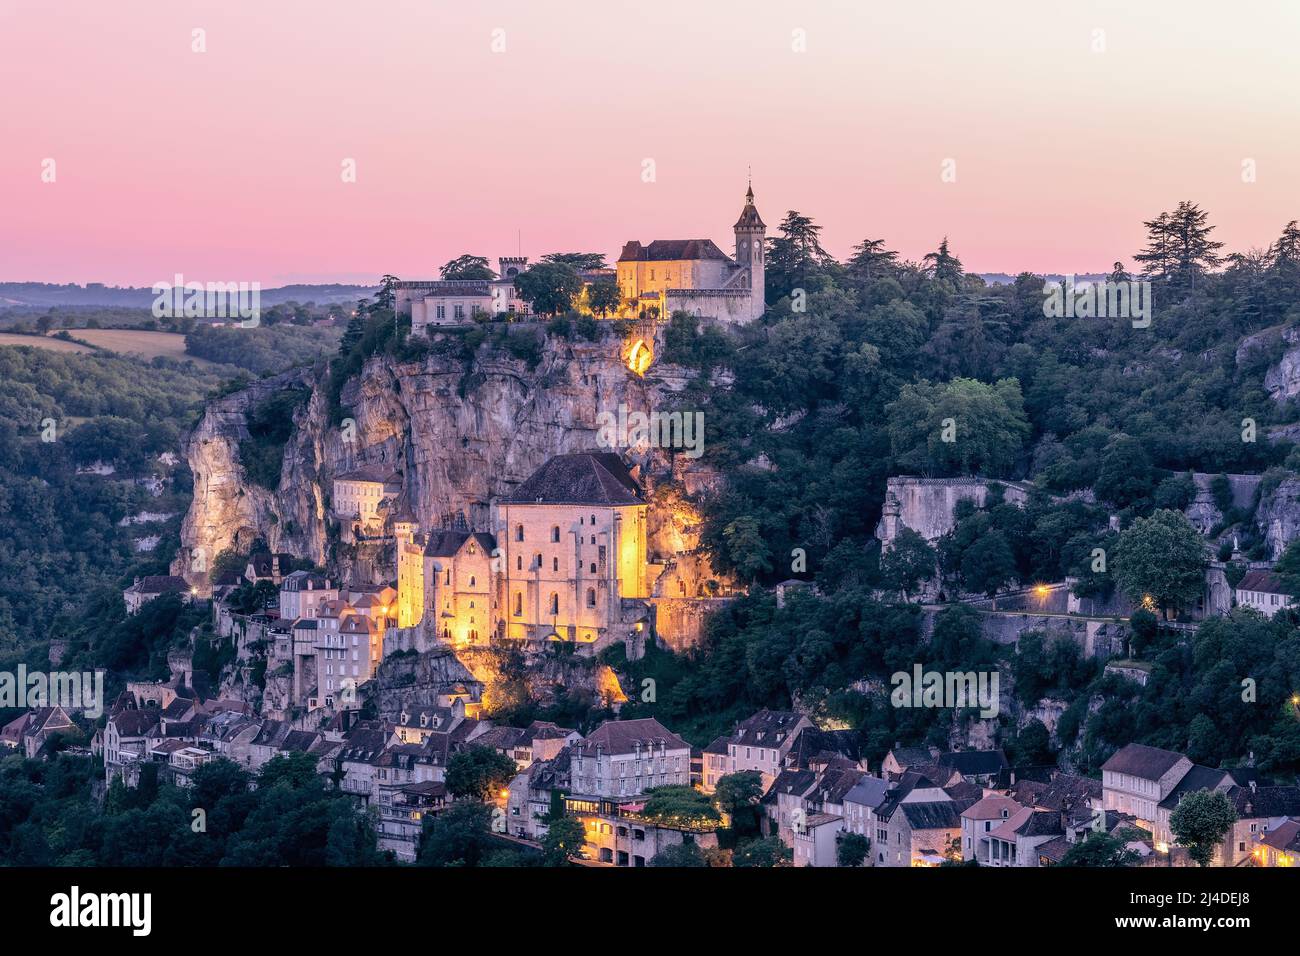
[1101,743,1187,781]
[502,453,644,506]
[617,239,732,263]
[1236,570,1292,595]
[1157,764,1231,810]
[938,749,1009,777]
[576,718,688,756]
[423,530,496,557]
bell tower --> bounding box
[733,179,766,321]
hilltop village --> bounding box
[9,193,1300,870]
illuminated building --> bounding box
[617,181,766,325]
[492,452,653,648]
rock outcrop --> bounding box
[175,330,727,633]
[1255,475,1300,558]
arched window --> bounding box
[549,593,559,614]
[469,576,475,587]
[590,514,596,525]
[553,556,559,572]
[590,535,596,544]
[516,525,524,541]
[513,592,522,616]
[551,526,560,543]
[534,552,542,569]
[590,562,597,574]
[516,555,522,570]
[586,587,596,607]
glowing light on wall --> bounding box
[627,340,653,376]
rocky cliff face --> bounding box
[176,330,724,609]
[1255,476,1300,558]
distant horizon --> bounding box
[5,1,1299,285]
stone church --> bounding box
[393,452,657,654]
[616,182,767,325]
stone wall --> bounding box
[876,476,1033,548]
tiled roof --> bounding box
[617,239,731,263]
[1236,570,1292,595]
[732,709,807,748]
[576,718,688,756]
[1228,785,1300,819]
[423,530,496,557]
[938,749,1009,777]
[1261,818,1300,852]
[1101,743,1187,780]
[132,575,189,595]
[501,452,644,506]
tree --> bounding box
[541,252,607,271]
[1094,435,1156,508]
[765,211,834,300]
[514,262,583,316]
[1112,509,1207,617]
[960,531,1017,597]
[923,237,964,285]
[1272,538,1300,597]
[845,238,899,285]
[721,515,773,581]
[440,255,496,280]
[1169,789,1237,866]
[1013,719,1054,765]
[836,831,870,867]
[445,746,518,801]
[638,785,721,828]
[541,815,587,866]
[713,771,764,834]
[880,528,937,601]
[417,801,494,867]
[885,377,1031,477]
[649,842,707,867]
[586,277,622,318]
[1059,832,1139,867]
[732,836,793,867]
[1135,201,1223,290]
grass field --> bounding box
[0,329,226,368]
[0,332,94,353]
[73,328,217,363]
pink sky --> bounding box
[3,0,1300,286]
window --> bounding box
[435,305,445,319]
[552,556,559,572]
[513,592,522,616]
[453,304,464,319]
[549,593,559,614]
[516,524,524,541]
[586,587,596,607]
[590,514,596,525]
[469,576,475,587]
[551,526,560,542]
[590,562,597,574]
[517,555,522,571]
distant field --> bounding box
[0,332,93,353]
[72,328,198,360]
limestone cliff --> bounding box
[175,330,727,638]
